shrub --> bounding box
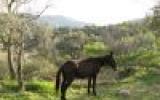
[0,80,18,92]
[83,42,108,56]
[25,80,54,92]
[0,60,9,80]
[23,56,57,80]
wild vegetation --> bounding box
[0,0,160,100]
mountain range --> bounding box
[39,15,91,27]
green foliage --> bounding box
[117,50,160,68]
[23,56,56,80]
[0,61,8,80]
[151,3,160,35]
[0,14,30,44]
[135,32,156,50]
[54,31,88,61]
[0,80,54,93]
[26,80,54,92]
[83,41,108,56]
[0,80,18,92]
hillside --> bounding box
[39,15,91,27]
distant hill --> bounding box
[39,15,91,27]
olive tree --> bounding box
[0,0,51,90]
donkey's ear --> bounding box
[110,51,113,56]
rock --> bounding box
[119,89,130,96]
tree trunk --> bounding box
[7,32,16,80]
[7,46,16,79]
[7,0,15,13]
[17,48,24,91]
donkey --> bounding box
[55,52,117,100]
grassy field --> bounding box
[0,68,160,100]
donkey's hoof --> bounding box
[61,97,66,100]
[93,92,97,96]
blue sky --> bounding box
[22,0,157,25]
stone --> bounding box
[119,89,130,96]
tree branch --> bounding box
[34,4,51,20]
[8,0,15,12]
[19,0,33,4]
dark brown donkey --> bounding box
[55,52,117,100]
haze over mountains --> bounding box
[39,15,92,27]
[39,15,145,28]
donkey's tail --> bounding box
[55,67,63,93]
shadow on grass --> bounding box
[136,69,160,86]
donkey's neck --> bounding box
[95,57,106,67]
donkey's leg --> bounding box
[61,78,73,100]
[92,75,97,96]
[61,80,67,100]
[88,77,91,94]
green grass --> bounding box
[0,68,160,100]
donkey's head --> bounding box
[104,51,117,71]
